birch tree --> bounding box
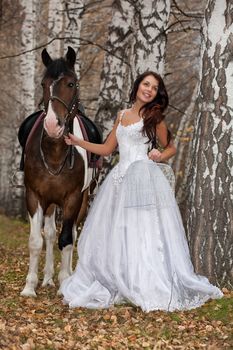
[7,0,38,215]
[95,0,135,136]
[78,0,113,119]
[47,0,84,76]
[96,0,171,131]
[95,0,171,173]
[131,0,170,76]
[186,0,233,287]
[47,0,64,56]
[63,0,84,78]
[165,0,206,206]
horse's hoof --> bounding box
[42,278,55,288]
[20,288,37,298]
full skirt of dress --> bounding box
[60,159,223,312]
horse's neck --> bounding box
[42,134,67,158]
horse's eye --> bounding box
[68,82,74,88]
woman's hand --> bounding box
[148,148,162,162]
[64,133,81,146]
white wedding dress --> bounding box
[61,118,223,312]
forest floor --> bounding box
[0,214,232,350]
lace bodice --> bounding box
[117,119,148,163]
[112,118,176,190]
[112,119,148,183]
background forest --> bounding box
[0,0,232,288]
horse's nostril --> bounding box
[57,117,64,127]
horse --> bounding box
[20,46,99,297]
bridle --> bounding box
[40,74,79,175]
[48,75,80,124]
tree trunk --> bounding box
[95,0,171,175]
[79,0,113,119]
[170,85,198,206]
[131,0,170,76]
[95,0,135,132]
[47,0,64,56]
[165,0,206,207]
[46,0,83,58]
[61,0,84,78]
[186,0,233,288]
[0,0,39,217]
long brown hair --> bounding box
[129,71,171,148]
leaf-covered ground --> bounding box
[0,214,232,350]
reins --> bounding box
[39,128,74,176]
[40,80,79,176]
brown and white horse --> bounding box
[21,47,88,297]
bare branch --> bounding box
[167,26,201,34]
[168,103,187,117]
[163,19,193,34]
[171,0,204,19]
[79,56,98,81]
[171,11,192,33]
[0,36,130,66]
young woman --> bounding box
[61,71,223,312]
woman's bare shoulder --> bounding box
[117,108,132,119]
[117,109,129,115]
[116,109,128,122]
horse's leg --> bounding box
[58,220,78,286]
[21,195,43,297]
[76,188,89,227]
[58,192,83,289]
[42,204,56,287]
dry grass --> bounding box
[0,214,232,350]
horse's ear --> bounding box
[41,48,53,67]
[66,46,76,68]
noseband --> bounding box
[49,81,79,123]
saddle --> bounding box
[18,104,103,171]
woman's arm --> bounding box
[148,121,176,162]
[64,114,120,156]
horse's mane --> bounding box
[43,58,75,80]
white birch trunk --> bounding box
[95,0,171,175]
[186,0,233,287]
[47,0,64,56]
[170,85,198,206]
[46,0,83,74]
[131,0,170,76]
[9,0,38,216]
[19,0,37,112]
[165,1,206,204]
[62,0,84,78]
[95,0,135,135]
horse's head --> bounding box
[41,46,79,138]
